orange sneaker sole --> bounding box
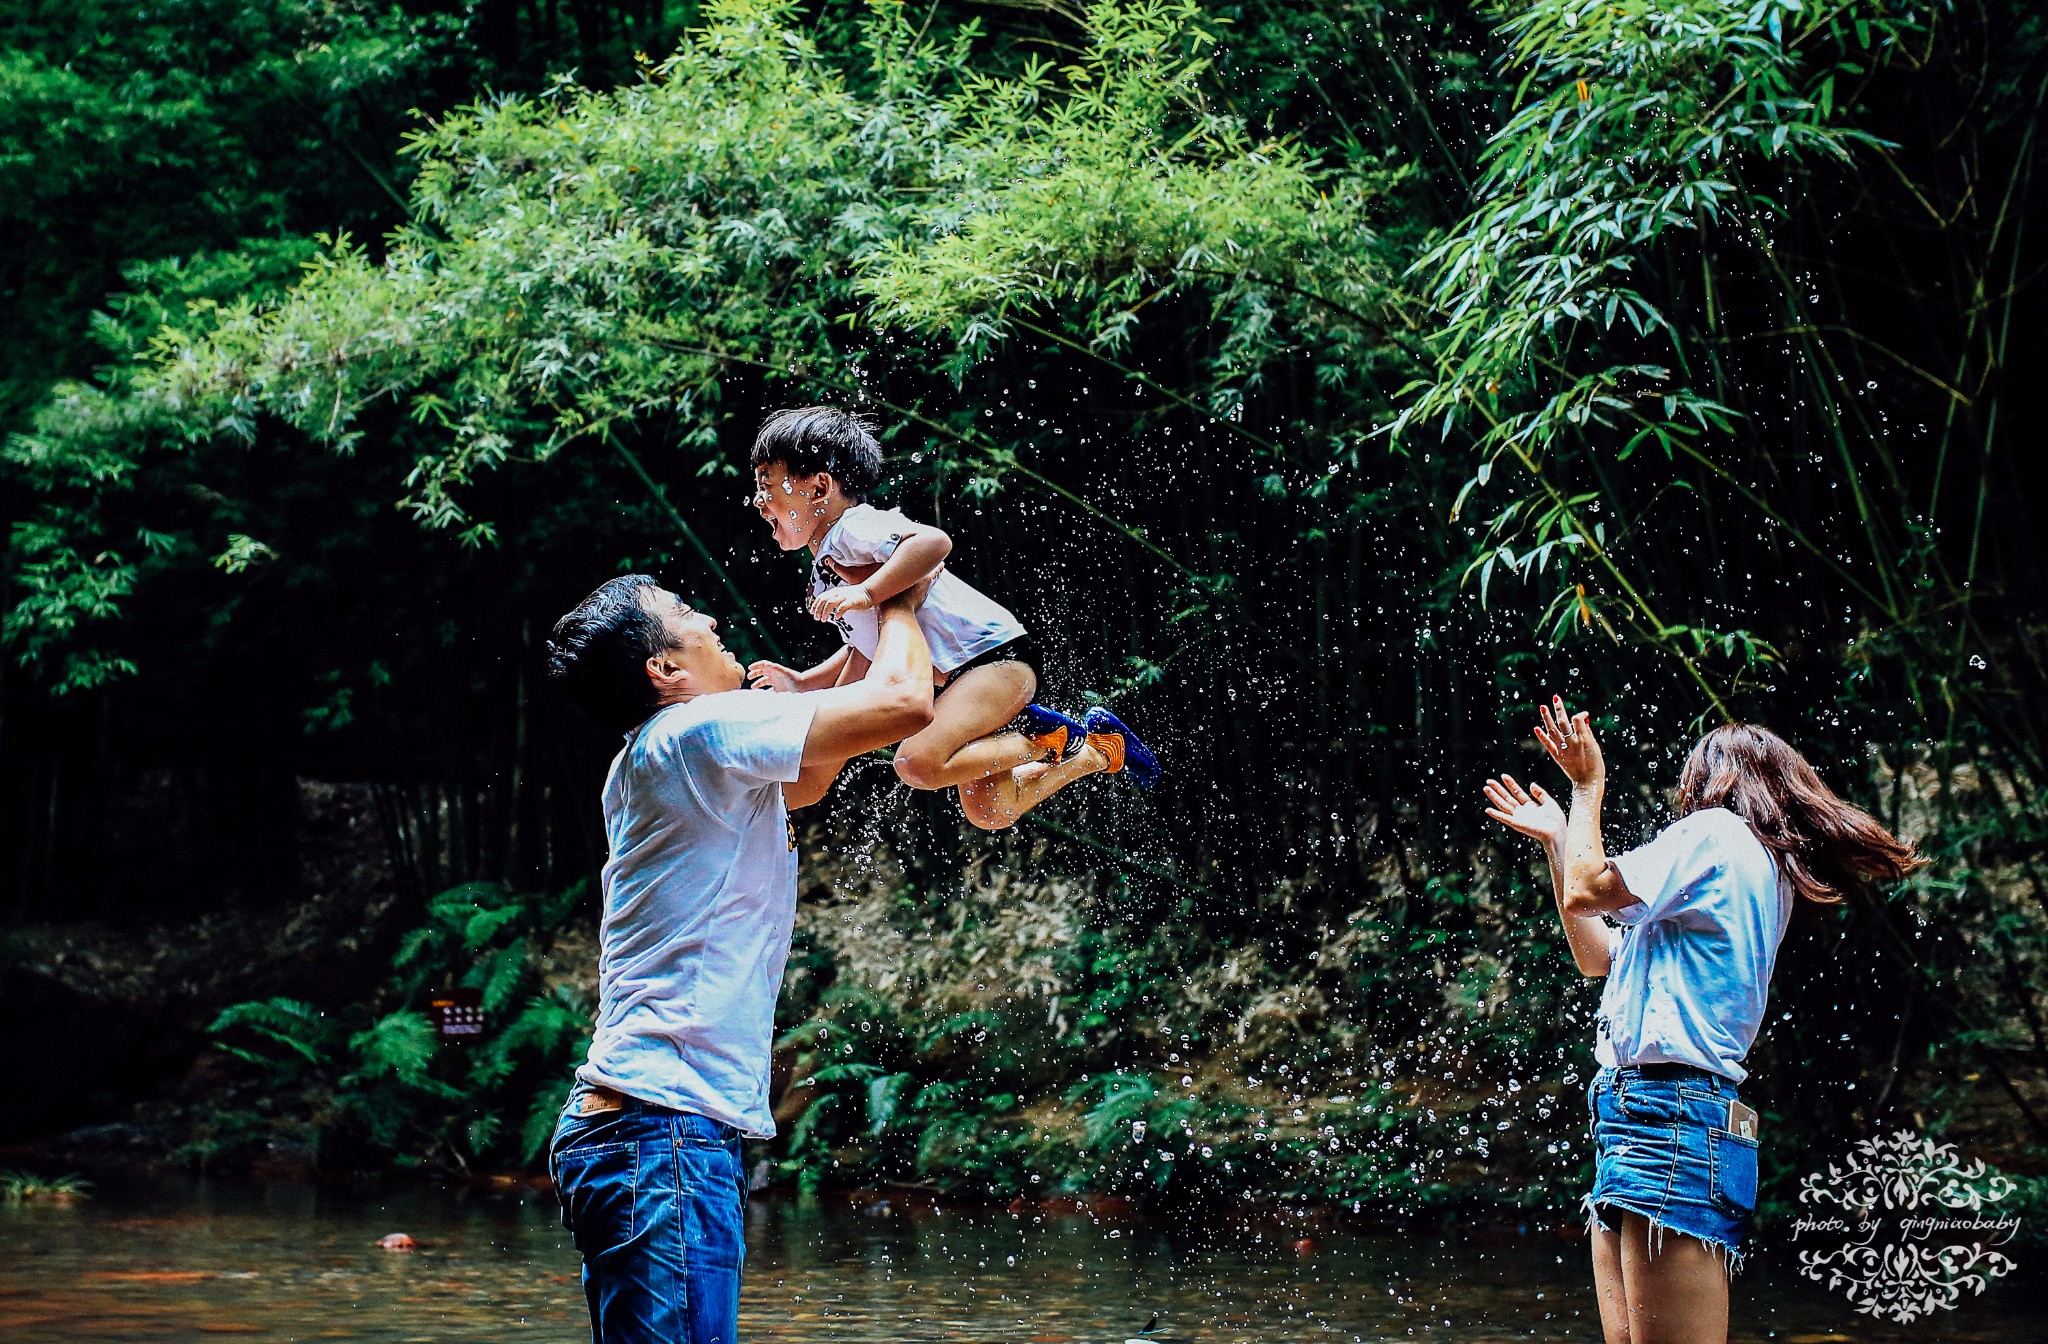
[1085,730,1126,774]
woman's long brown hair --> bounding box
[1677,724,1924,904]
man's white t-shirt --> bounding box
[1596,807,1794,1083]
[576,689,818,1138]
[811,503,1025,674]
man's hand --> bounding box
[1483,775,1567,850]
[809,583,874,624]
[796,592,934,768]
[1536,694,1606,790]
[747,661,803,693]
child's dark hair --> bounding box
[1678,723,1924,904]
[750,406,884,500]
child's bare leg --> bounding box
[957,741,1110,831]
[891,662,1114,829]
[891,662,1041,790]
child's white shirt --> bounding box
[811,503,1025,674]
[1594,807,1794,1083]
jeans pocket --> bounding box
[674,1138,748,1278]
[674,1112,735,1149]
[1614,1078,1685,1126]
[554,1140,640,1257]
[1709,1128,1759,1217]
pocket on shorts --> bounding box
[1708,1127,1759,1217]
[553,1140,640,1255]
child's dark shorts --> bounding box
[1585,1063,1759,1271]
[939,635,1042,696]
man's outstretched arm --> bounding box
[784,595,932,808]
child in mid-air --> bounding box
[743,405,1158,829]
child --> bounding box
[743,405,1158,829]
[1483,697,1920,1344]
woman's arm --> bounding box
[1536,696,1638,917]
[1484,775,1612,977]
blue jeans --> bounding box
[1585,1064,1759,1270]
[549,1085,748,1344]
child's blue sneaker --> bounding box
[1083,706,1160,790]
[1017,703,1086,759]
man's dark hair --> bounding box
[750,405,884,500]
[546,574,676,734]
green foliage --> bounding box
[0,0,466,425]
[0,1170,92,1201]
[210,997,346,1072]
[193,882,592,1171]
[5,239,325,691]
[1400,0,1931,707]
[858,0,1361,370]
[144,0,905,526]
[10,0,1400,595]
[754,848,1605,1217]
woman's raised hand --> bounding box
[1536,694,1606,789]
[1484,775,1567,849]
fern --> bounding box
[476,942,530,1015]
[347,1011,442,1089]
[523,1076,576,1162]
[205,882,596,1171]
[866,1071,917,1136]
[207,998,341,1076]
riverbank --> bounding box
[6,829,2045,1243]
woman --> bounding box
[1483,696,1920,1344]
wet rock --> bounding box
[57,1122,151,1148]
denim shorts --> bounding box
[1585,1064,1759,1270]
[549,1084,748,1344]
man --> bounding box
[542,573,933,1343]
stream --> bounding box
[1,1177,2041,1341]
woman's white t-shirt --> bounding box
[811,503,1025,675]
[1596,807,1795,1083]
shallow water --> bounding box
[1,1178,2041,1342]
